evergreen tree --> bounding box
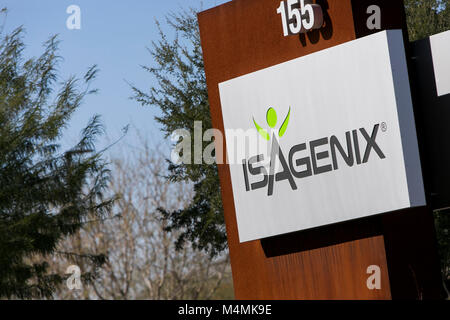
[405,0,450,41]
[131,10,226,256]
[0,24,114,298]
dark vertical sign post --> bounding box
[198,0,443,299]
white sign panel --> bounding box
[218,30,426,243]
[430,30,450,97]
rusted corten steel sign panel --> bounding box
[198,0,443,299]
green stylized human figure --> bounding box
[253,107,291,141]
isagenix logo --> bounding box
[242,107,387,196]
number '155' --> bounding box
[276,0,324,36]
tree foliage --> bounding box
[49,141,233,300]
[0,25,114,298]
[405,0,450,41]
[131,10,227,256]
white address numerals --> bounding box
[276,0,324,36]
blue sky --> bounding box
[1,0,228,155]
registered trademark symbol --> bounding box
[380,122,387,132]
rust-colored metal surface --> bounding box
[198,0,443,299]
